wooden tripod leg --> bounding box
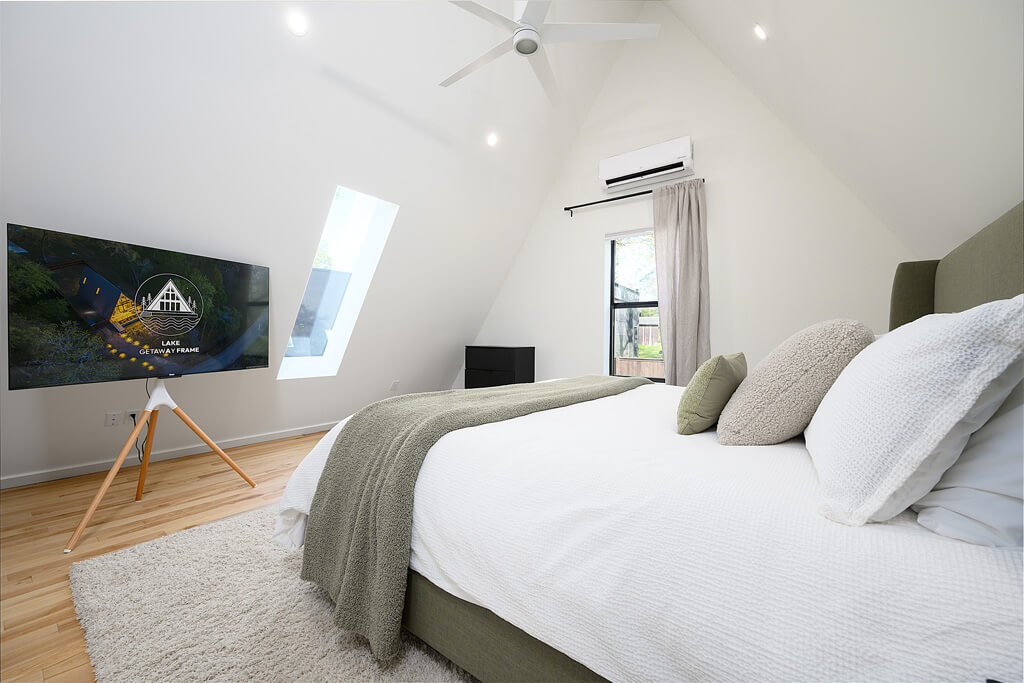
[171,407,256,488]
[135,410,159,501]
[65,410,152,553]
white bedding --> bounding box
[275,383,1023,682]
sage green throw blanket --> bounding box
[300,375,651,661]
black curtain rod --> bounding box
[563,179,704,217]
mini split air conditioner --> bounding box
[598,136,693,193]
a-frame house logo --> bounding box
[143,279,196,316]
[135,274,203,336]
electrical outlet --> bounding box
[126,409,145,424]
[389,380,400,392]
[104,411,124,427]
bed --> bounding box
[275,202,1023,682]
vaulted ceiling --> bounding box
[667,0,1024,254]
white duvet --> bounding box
[275,383,1023,682]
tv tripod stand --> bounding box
[64,379,256,552]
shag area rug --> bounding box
[70,507,469,682]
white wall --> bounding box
[666,0,1024,254]
[0,1,633,487]
[472,2,914,383]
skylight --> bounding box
[277,186,399,380]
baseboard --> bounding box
[0,421,337,490]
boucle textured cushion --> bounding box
[717,319,874,445]
[677,353,746,435]
[805,295,1024,526]
[913,367,1024,547]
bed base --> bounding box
[403,570,606,682]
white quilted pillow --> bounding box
[912,367,1023,546]
[805,294,1024,526]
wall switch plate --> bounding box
[389,380,400,392]
[104,411,124,427]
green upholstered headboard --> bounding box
[890,202,1024,330]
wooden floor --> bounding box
[0,431,324,682]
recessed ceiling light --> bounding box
[753,24,767,40]
[486,132,499,147]
[286,10,309,37]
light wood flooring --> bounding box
[0,431,324,682]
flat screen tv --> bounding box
[7,224,270,390]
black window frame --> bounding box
[608,237,665,383]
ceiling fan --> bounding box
[440,0,659,101]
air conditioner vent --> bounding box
[605,161,689,187]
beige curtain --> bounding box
[653,179,710,385]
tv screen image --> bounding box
[7,224,270,390]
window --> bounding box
[608,232,664,380]
[277,185,399,380]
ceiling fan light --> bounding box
[518,39,538,54]
[753,24,767,40]
[513,27,541,55]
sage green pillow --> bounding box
[677,353,747,435]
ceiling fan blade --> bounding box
[450,1,519,33]
[541,22,660,43]
[528,47,559,104]
[519,0,551,28]
[440,37,514,87]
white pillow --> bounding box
[804,294,1024,526]
[913,365,1023,547]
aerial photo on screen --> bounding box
[7,224,270,390]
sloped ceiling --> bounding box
[0,0,640,480]
[666,0,1024,254]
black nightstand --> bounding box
[465,346,535,389]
